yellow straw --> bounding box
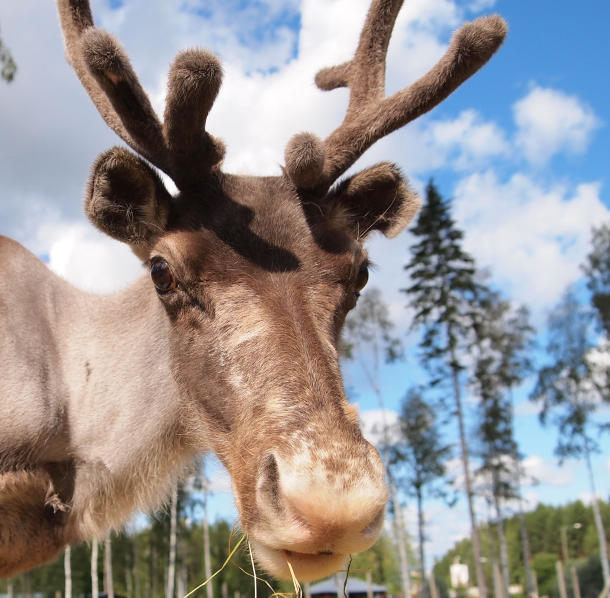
[182,534,246,598]
[248,541,258,598]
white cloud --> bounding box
[513,86,601,166]
[514,399,542,417]
[521,455,574,487]
[521,489,541,510]
[204,454,234,496]
[427,109,509,170]
[359,408,401,448]
[577,492,596,506]
[453,171,609,311]
[36,222,143,294]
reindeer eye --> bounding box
[355,262,369,292]
[150,258,176,294]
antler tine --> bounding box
[316,0,402,111]
[56,0,170,174]
[163,49,225,188]
[315,0,507,189]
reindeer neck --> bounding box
[58,276,195,468]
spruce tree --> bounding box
[403,180,488,598]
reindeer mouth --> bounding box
[249,539,349,582]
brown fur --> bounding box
[0,471,67,577]
[0,0,506,581]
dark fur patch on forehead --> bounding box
[167,177,302,273]
[162,174,370,275]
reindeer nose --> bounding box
[255,446,388,555]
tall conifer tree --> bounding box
[403,180,487,598]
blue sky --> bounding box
[1,0,609,572]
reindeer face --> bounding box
[89,162,412,579]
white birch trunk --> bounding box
[64,546,72,598]
[201,460,213,598]
[492,469,510,598]
[450,344,487,598]
[166,483,178,598]
[584,438,610,589]
[104,532,114,598]
[91,538,99,598]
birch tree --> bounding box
[166,483,178,598]
[472,289,536,597]
[531,286,610,589]
[392,389,451,598]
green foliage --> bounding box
[576,554,605,598]
[531,552,558,598]
[583,224,610,336]
[0,27,17,83]
[433,499,610,593]
[349,531,402,595]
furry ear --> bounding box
[325,163,421,239]
[86,147,172,255]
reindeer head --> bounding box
[57,0,506,581]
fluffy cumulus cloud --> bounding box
[426,109,510,170]
[521,455,574,487]
[453,172,609,310]
[359,408,401,447]
[513,86,601,167]
[36,221,143,293]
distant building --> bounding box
[309,576,387,597]
[450,557,470,588]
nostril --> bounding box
[361,507,384,537]
[258,453,282,513]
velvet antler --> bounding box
[56,0,224,188]
[285,0,507,193]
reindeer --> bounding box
[0,0,506,582]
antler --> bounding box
[287,0,507,192]
[56,0,224,188]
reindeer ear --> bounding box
[86,147,172,253]
[326,163,421,239]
